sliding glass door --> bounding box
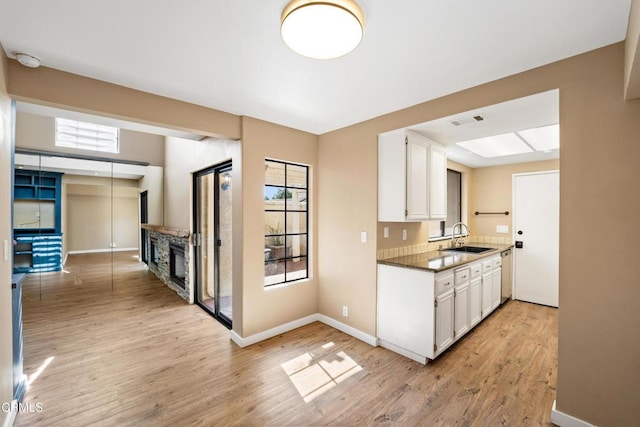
[193,162,232,327]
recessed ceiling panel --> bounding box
[456,133,533,158]
[517,124,560,151]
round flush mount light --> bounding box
[281,0,365,59]
[14,52,41,68]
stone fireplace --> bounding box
[169,243,186,290]
[142,224,191,302]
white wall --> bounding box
[0,52,14,426]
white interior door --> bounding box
[513,171,559,307]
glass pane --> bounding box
[197,173,216,309]
[265,259,285,286]
[286,257,308,282]
[287,164,307,188]
[218,169,233,321]
[265,212,285,235]
[445,169,461,230]
[286,234,307,257]
[286,212,307,234]
[265,161,285,186]
[286,189,307,210]
[265,237,288,260]
[264,185,288,203]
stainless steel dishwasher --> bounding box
[501,248,512,304]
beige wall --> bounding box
[7,62,241,140]
[16,112,165,166]
[318,43,640,425]
[138,166,164,226]
[469,159,559,237]
[163,135,244,332]
[64,176,139,253]
[241,117,318,337]
[626,0,640,99]
[0,47,15,425]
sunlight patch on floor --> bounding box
[281,343,363,403]
[27,356,54,387]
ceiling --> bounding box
[0,1,632,136]
[410,89,559,168]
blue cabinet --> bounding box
[13,235,63,273]
[14,170,64,273]
[12,274,26,402]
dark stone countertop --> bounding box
[377,243,513,273]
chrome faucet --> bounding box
[451,222,470,248]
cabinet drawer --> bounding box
[482,260,493,272]
[469,262,482,279]
[494,256,502,268]
[435,272,454,294]
[454,267,470,284]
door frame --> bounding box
[192,160,232,328]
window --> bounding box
[55,118,119,153]
[429,169,462,239]
[264,160,309,286]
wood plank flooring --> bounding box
[15,252,558,426]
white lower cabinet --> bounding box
[469,262,482,328]
[453,267,470,340]
[492,256,502,310]
[435,288,455,356]
[377,254,505,364]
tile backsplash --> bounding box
[376,235,512,260]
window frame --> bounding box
[264,159,309,287]
[55,118,120,154]
[429,168,462,241]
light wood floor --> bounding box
[16,252,558,426]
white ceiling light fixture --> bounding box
[13,52,41,68]
[281,0,365,59]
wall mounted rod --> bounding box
[474,211,509,216]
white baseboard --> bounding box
[551,400,595,427]
[230,313,377,348]
[377,339,428,365]
[2,400,17,427]
[230,314,319,347]
[316,314,378,347]
[67,247,138,255]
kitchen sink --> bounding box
[443,246,494,254]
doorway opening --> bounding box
[193,161,233,328]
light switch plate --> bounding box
[496,225,509,234]
[360,231,367,243]
[3,240,8,261]
[383,227,389,238]
[402,229,407,240]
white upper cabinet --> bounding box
[429,143,447,220]
[378,129,447,222]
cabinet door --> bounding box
[454,283,470,340]
[429,143,447,219]
[482,273,493,318]
[406,135,429,220]
[469,278,482,328]
[435,289,455,355]
[492,267,502,309]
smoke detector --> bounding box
[14,52,41,68]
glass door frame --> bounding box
[192,161,232,328]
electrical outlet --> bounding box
[3,240,8,261]
[360,231,367,243]
[110,242,117,248]
[402,229,407,240]
[342,305,349,317]
[496,225,509,234]
[383,227,389,238]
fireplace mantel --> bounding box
[141,224,189,238]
